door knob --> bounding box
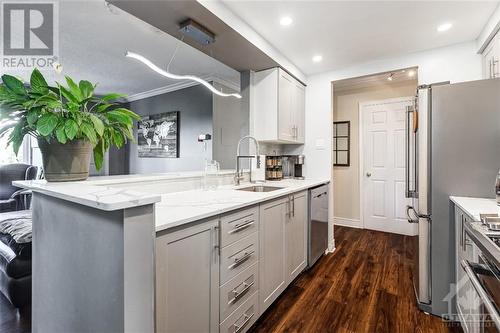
[366,172,372,177]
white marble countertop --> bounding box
[449,196,499,222]
[13,179,162,211]
[155,178,330,232]
[13,172,329,223]
[13,170,240,211]
[80,170,238,185]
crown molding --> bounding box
[125,75,240,102]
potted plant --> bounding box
[0,68,140,182]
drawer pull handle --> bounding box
[229,251,254,270]
[229,281,254,305]
[228,220,255,234]
[234,313,254,333]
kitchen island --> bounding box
[15,172,330,333]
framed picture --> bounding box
[137,111,179,158]
[333,121,350,166]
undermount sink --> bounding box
[236,185,283,193]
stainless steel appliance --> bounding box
[294,155,305,180]
[281,155,306,179]
[406,79,500,316]
[308,184,329,267]
[461,223,500,332]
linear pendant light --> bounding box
[125,51,242,99]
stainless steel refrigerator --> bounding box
[405,78,500,316]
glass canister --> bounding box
[203,160,220,190]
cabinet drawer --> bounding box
[220,291,258,333]
[221,206,259,247]
[220,262,259,322]
[221,232,258,285]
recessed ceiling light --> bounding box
[437,22,452,32]
[312,55,323,63]
[408,70,416,77]
[280,16,293,26]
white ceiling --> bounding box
[3,1,240,98]
[221,1,500,75]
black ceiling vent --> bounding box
[179,19,215,46]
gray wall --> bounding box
[212,81,246,169]
[128,85,213,174]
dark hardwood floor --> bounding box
[0,226,460,333]
[250,226,461,333]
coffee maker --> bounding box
[293,155,305,179]
[281,155,305,179]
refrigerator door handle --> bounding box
[406,205,418,223]
[405,105,415,198]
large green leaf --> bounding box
[101,93,125,101]
[30,69,49,94]
[93,141,104,171]
[89,114,104,136]
[36,112,59,136]
[58,84,78,104]
[8,122,25,155]
[55,124,67,144]
[26,109,39,125]
[81,121,97,144]
[96,103,112,113]
[65,76,83,102]
[111,129,124,148]
[64,118,78,140]
[1,75,26,96]
[79,80,94,99]
[112,107,141,121]
[0,85,23,105]
[106,110,132,127]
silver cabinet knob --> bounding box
[366,172,372,177]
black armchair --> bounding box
[0,164,38,212]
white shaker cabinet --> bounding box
[482,32,500,79]
[155,219,220,333]
[252,67,305,144]
[285,191,308,283]
[259,191,308,313]
[259,197,288,312]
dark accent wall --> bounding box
[127,85,213,174]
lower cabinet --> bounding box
[286,191,308,282]
[259,191,308,313]
[259,197,288,312]
[156,190,311,332]
[155,219,220,333]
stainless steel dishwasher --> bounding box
[308,184,329,268]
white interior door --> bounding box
[361,98,417,236]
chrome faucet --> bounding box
[235,135,261,185]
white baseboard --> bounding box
[334,217,362,228]
[334,217,417,236]
[363,223,418,236]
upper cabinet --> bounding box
[482,32,500,79]
[252,68,305,144]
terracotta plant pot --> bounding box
[38,139,93,182]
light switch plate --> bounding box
[315,138,325,150]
